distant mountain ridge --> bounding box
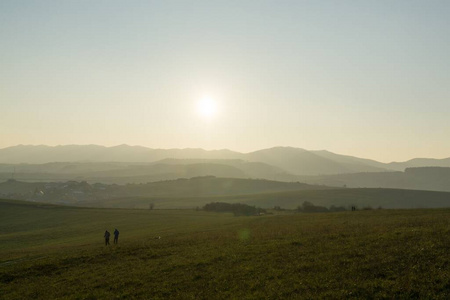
[297,167,450,192]
[388,158,450,170]
[1,144,449,176]
[0,160,296,184]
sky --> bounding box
[1,0,449,163]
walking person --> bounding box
[104,230,111,246]
[114,228,119,245]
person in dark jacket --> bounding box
[113,229,119,244]
[104,230,110,246]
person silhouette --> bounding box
[104,230,110,246]
[113,229,119,244]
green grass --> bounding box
[1,199,449,299]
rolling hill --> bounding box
[2,176,449,210]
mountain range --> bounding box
[1,144,450,176]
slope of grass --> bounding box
[1,199,449,299]
[0,200,237,261]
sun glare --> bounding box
[197,96,218,119]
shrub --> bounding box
[298,201,329,213]
[203,202,266,216]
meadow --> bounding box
[1,199,449,299]
[83,187,450,210]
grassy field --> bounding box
[1,199,449,299]
[82,188,450,209]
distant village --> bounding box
[0,179,110,204]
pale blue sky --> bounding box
[1,0,449,162]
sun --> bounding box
[197,96,218,119]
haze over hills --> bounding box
[247,147,390,175]
[0,145,242,164]
[2,144,449,176]
[0,160,295,184]
[2,145,450,193]
[387,158,450,170]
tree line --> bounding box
[203,202,266,216]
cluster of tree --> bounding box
[203,202,266,216]
[297,201,347,213]
[273,206,285,211]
